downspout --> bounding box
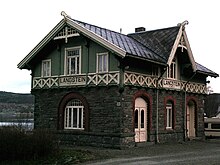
[183,71,197,140]
[85,39,90,86]
[156,67,167,143]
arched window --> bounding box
[58,92,89,131]
[64,99,84,130]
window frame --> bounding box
[64,99,84,130]
[58,92,89,131]
[152,65,160,77]
[96,52,109,73]
[167,58,177,79]
[166,103,173,129]
[64,46,81,75]
[41,59,51,77]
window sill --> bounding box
[166,127,174,132]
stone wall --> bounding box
[32,85,205,148]
[32,86,135,148]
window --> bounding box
[152,65,160,76]
[166,102,173,129]
[167,58,176,79]
[97,52,108,73]
[64,99,84,129]
[42,59,51,77]
[65,47,81,75]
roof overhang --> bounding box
[66,18,126,58]
[17,19,66,69]
[18,16,126,69]
[196,70,219,78]
[126,54,167,66]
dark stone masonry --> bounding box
[32,85,206,148]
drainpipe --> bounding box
[156,67,167,143]
[156,88,159,143]
[85,39,90,86]
[183,71,197,140]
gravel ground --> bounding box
[77,139,220,165]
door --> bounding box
[134,97,147,142]
[186,101,195,138]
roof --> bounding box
[18,14,218,78]
[128,26,180,62]
[196,62,218,77]
[72,19,167,63]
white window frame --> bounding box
[64,99,84,130]
[167,58,176,79]
[96,52,109,73]
[64,46,81,75]
[41,59,51,77]
[166,103,173,129]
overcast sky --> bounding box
[0,0,219,93]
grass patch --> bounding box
[0,149,97,165]
[0,126,100,164]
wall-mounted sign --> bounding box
[163,79,181,90]
[59,76,86,86]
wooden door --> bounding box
[135,98,147,142]
[187,101,195,138]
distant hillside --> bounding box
[0,91,34,113]
[0,91,34,104]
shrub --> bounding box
[0,126,57,161]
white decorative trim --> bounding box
[32,71,119,88]
[124,71,207,94]
[167,26,183,67]
[32,71,207,94]
[124,72,157,87]
[182,31,196,72]
[88,71,119,85]
[54,26,80,43]
[33,76,59,88]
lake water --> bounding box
[0,120,34,131]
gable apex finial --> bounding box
[61,11,71,20]
[177,20,189,27]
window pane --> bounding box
[65,108,68,128]
[66,48,80,75]
[166,103,173,128]
[78,108,82,128]
[135,109,138,129]
[141,109,144,128]
[73,108,77,128]
[68,108,72,127]
[103,54,107,72]
[98,55,102,72]
[97,53,108,73]
[71,58,75,74]
[169,109,172,127]
[76,56,79,74]
[67,58,71,75]
[64,99,84,129]
[42,60,51,77]
[211,124,220,129]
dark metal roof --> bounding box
[73,19,166,63]
[18,16,218,78]
[196,62,219,77]
[72,19,218,77]
[128,26,180,61]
